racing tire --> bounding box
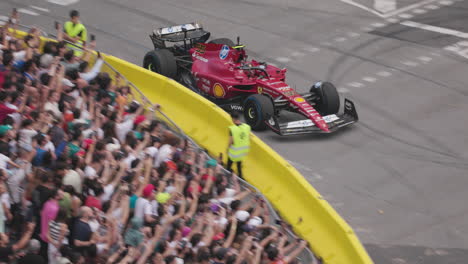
[143,49,178,79]
[208,38,235,46]
[243,94,274,131]
[311,82,340,115]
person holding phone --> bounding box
[63,10,87,56]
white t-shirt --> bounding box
[134,197,151,219]
[115,119,134,143]
[44,141,55,153]
[0,154,11,170]
[63,170,82,193]
[18,129,38,147]
[101,184,115,203]
[84,166,97,179]
[155,144,173,168]
[1,193,10,209]
[145,146,159,159]
[44,102,62,118]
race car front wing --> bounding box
[266,99,359,136]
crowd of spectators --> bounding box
[0,11,310,264]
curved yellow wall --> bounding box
[101,54,373,264]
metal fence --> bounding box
[10,22,319,264]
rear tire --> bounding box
[143,49,178,79]
[243,94,274,131]
[310,82,340,115]
[209,38,235,46]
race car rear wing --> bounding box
[266,99,359,136]
[150,22,211,49]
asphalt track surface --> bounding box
[2,0,468,263]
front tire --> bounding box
[143,49,178,79]
[243,95,274,131]
[310,82,340,115]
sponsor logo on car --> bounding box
[294,97,305,103]
[278,86,292,91]
[194,43,206,54]
[192,53,208,62]
[213,83,225,98]
[219,45,230,60]
[257,87,263,94]
[285,115,339,128]
[230,105,243,111]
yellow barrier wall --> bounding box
[101,54,373,264]
[10,28,372,263]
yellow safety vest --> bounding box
[228,124,251,162]
[64,21,87,56]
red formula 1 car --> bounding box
[143,23,358,135]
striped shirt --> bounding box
[48,221,69,243]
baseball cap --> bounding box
[156,192,171,204]
[0,125,12,136]
[235,210,250,222]
[142,184,155,198]
[247,216,263,227]
[206,158,217,168]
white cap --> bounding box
[247,216,262,227]
[235,210,250,222]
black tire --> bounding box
[208,38,235,46]
[310,82,340,115]
[243,94,274,131]
[143,49,177,79]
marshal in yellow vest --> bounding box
[228,124,251,162]
[64,21,87,56]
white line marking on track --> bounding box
[377,71,392,77]
[338,87,350,93]
[303,46,320,53]
[444,41,468,59]
[386,18,400,23]
[0,16,9,22]
[439,0,454,5]
[398,13,414,19]
[425,4,440,9]
[47,0,80,5]
[371,22,387,28]
[291,51,305,57]
[340,0,387,17]
[341,0,438,18]
[275,57,291,63]
[402,60,420,67]
[412,8,427,14]
[334,37,347,42]
[17,8,39,16]
[348,82,365,88]
[362,76,377,82]
[347,32,361,38]
[417,56,433,62]
[29,6,50,12]
[400,20,468,38]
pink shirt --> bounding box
[40,199,59,242]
